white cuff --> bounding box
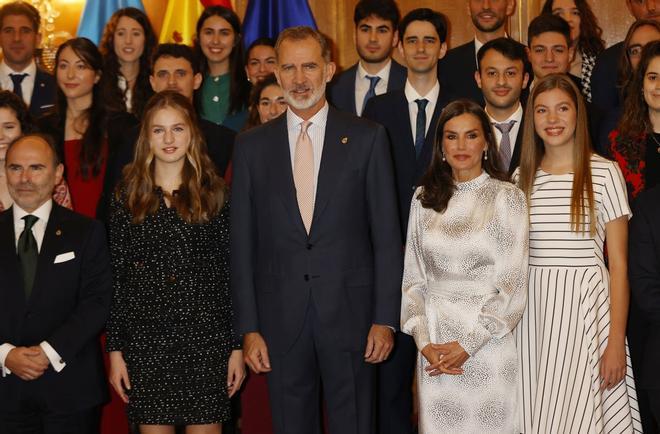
[0,343,15,377]
[40,341,66,372]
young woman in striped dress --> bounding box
[514,73,642,433]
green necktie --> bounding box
[18,214,39,299]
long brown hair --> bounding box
[541,0,605,56]
[618,40,660,142]
[518,74,595,235]
[120,91,226,224]
[418,99,509,213]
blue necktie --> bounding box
[361,75,380,113]
[10,73,27,100]
[414,99,429,158]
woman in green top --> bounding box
[194,6,249,132]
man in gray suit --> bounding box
[231,26,402,434]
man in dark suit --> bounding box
[438,0,520,105]
[629,185,660,433]
[328,0,406,116]
[232,26,402,434]
[591,0,660,113]
[361,8,448,434]
[0,2,56,118]
[98,43,235,221]
[475,38,529,176]
[0,134,112,433]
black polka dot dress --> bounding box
[106,189,236,425]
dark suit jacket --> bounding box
[230,107,403,355]
[508,117,524,176]
[362,90,449,237]
[591,41,624,113]
[628,185,660,389]
[95,116,236,222]
[28,68,56,119]
[328,60,407,115]
[0,204,112,412]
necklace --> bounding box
[651,132,660,153]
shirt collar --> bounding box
[357,59,392,81]
[486,103,523,125]
[404,79,440,104]
[287,101,329,130]
[12,199,52,228]
[0,59,36,77]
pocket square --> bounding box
[54,252,75,264]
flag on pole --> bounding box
[77,0,146,45]
[242,0,317,48]
[159,0,234,46]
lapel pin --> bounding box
[341,137,348,144]
[55,229,62,236]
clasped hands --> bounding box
[243,324,395,374]
[421,341,469,376]
[5,346,50,381]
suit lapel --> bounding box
[271,116,308,236]
[416,92,447,177]
[509,119,525,175]
[28,205,64,305]
[0,209,24,306]
[348,67,358,115]
[310,108,348,236]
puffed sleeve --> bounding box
[599,160,631,223]
[459,185,529,356]
[401,191,431,351]
[105,190,132,352]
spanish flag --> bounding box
[159,0,234,45]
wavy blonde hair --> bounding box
[518,74,595,235]
[119,90,226,224]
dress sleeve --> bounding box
[401,192,431,351]
[599,161,632,223]
[105,191,131,352]
[460,185,529,356]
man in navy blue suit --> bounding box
[328,0,406,116]
[362,8,450,434]
[0,2,56,118]
[438,0,520,105]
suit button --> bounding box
[304,274,310,281]
[412,186,416,191]
[306,243,312,250]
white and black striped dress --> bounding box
[514,155,642,433]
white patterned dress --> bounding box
[402,172,529,434]
[514,155,642,433]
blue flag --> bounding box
[242,0,317,48]
[77,0,146,45]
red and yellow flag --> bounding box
[159,0,234,46]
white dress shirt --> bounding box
[404,79,440,146]
[287,102,329,204]
[0,59,37,106]
[355,60,391,116]
[0,199,67,377]
[486,103,523,154]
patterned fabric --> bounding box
[609,129,646,198]
[293,120,314,233]
[514,155,642,433]
[107,190,235,425]
[401,173,529,433]
[581,51,597,103]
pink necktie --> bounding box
[294,120,314,233]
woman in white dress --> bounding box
[401,100,529,433]
[515,73,642,433]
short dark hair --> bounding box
[477,37,527,71]
[7,133,60,167]
[354,0,401,28]
[398,8,448,44]
[527,14,571,47]
[0,1,40,32]
[152,43,199,75]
